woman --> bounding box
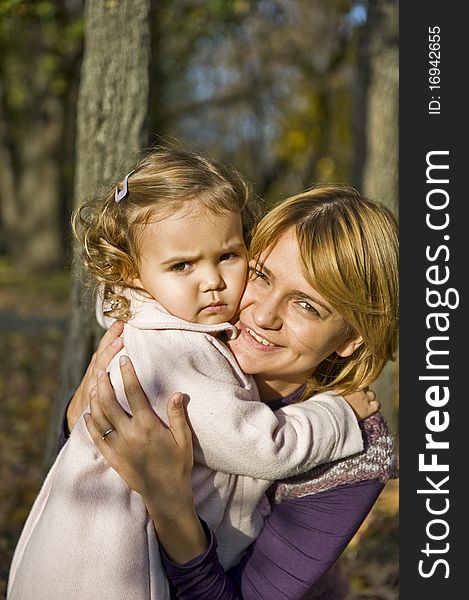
[68,184,399,598]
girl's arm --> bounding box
[107,336,365,480]
[69,323,367,481]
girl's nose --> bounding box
[199,267,225,292]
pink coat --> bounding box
[8,291,363,600]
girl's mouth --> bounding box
[202,302,228,314]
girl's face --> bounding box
[133,206,247,324]
[228,228,363,400]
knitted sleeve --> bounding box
[271,412,398,503]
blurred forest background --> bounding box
[0,0,398,598]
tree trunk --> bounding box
[361,0,399,214]
[356,0,399,433]
[45,0,151,469]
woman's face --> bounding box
[228,228,362,400]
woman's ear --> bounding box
[335,334,364,358]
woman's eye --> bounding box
[297,301,320,317]
[248,266,269,283]
[171,262,191,272]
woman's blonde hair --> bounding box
[249,184,399,396]
[72,146,260,319]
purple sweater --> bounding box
[162,480,382,599]
[59,392,392,600]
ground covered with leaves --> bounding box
[0,259,398,599]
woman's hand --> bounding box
[84,355,195,517]
[84,355,207,563]
[66,321,124,432]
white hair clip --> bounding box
[114,170,134,203]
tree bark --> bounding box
[361,0,399,214]
[45,0,151,469]
[356,0,399,433]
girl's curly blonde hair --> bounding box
[72,146,261,320]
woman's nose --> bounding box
[251,297,282,329]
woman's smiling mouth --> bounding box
[240,323,278,349]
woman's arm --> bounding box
[162,480,383,600]
[85,359,385,599]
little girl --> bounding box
[8,147,371,600]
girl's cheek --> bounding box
[239,282,257,311]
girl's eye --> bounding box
[297,300,320,317]
[171,262,191,272]
[220,252,238,262]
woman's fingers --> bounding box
[95,320,124,355]
[83,413,116,463]
[96,368,131,430]
[84,412,103,445]
[85,379,194,501]
[72,322,124,417]
[118,355,157,418]
[167,393,192,449]
[93,323,124,374]
[89,390,115,441]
